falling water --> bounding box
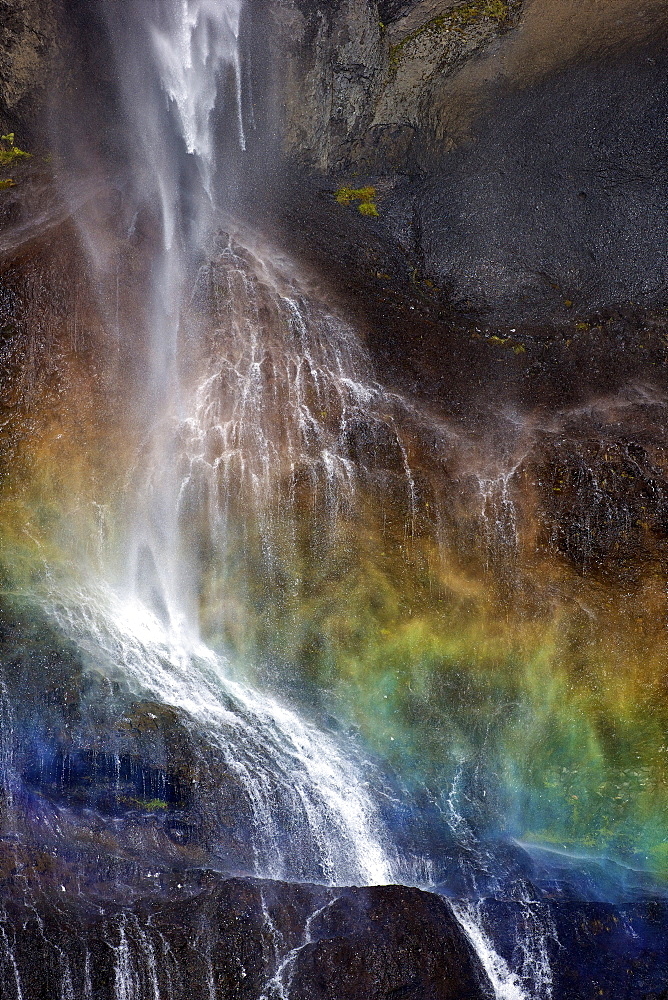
[0,920,23,1000]
[74,0,248,632]
[39,0,414,896]
[0,0,562,995]
[153,0,246,164]
[0,678,15,817]
[176,238,423,589]
[51,584,395,886]
[259,897,338,1000]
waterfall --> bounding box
[70,0,248,636]
[45,0,404,890]
[152,0,246,168]
[0,0,563,996]
[51,583,395,886]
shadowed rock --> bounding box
[288,885,489,1000]
[0,872,491,1000]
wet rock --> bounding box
[288,885,489,1000]
[0,870,490,1000]
[260,0,522,173]
[0,597,259,872]
[0,0,59,135]
[22,747,189,815]
[530,438,668,580]
[2,858,667,1000]
[481,898,668,1000]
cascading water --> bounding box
[76,0,249,633]
[51,583,395,886]
[0,0,582,996]
[46,0,403,891]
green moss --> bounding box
[334,185,379,217]
[0,134,31,167]
[485,333,527,355]
[335,185,376,206]
[483,0,510,18]
[389,1,511,75]
[122,796,169,811]
[0,134,31,191]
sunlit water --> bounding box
[0,0,562,996]
[51,585,394,887]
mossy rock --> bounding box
[335,185,380,217]
[388,1,513,76]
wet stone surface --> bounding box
[0,873,491,1000]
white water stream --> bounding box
[41,0,555,995]
[52,584,394,886]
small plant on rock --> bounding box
[0,134,31,192]
[0,134,31,167]
[334,185,379,217]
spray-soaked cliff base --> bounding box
[3,209,668,996]
[2,0,668,998]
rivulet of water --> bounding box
[23,0,561,994]
[175,238,425,594]
[51,586,395,887]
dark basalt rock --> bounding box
[22,747,189,814]
[288,886,486,1000]
[417,45,668,324]
[480,898,668,1000]
[530,437,668,581]
[0,0,60,137]
[244,0,668,345]
[1,851,668,999]
[0,870,491,1000]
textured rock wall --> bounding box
[0,0,60,135]
[0,875,491,1000]
[256,0,668,323]
[264,0,521,172]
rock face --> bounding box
[0,871,491,1000]
[482,898,668,1000]
[416,47,668,320]
[287,886,484,1000]
[5,0,668,323]
[0,596,276,876]
[262,0,521,172]
[249,0,668,323]
[0,0,61,137]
